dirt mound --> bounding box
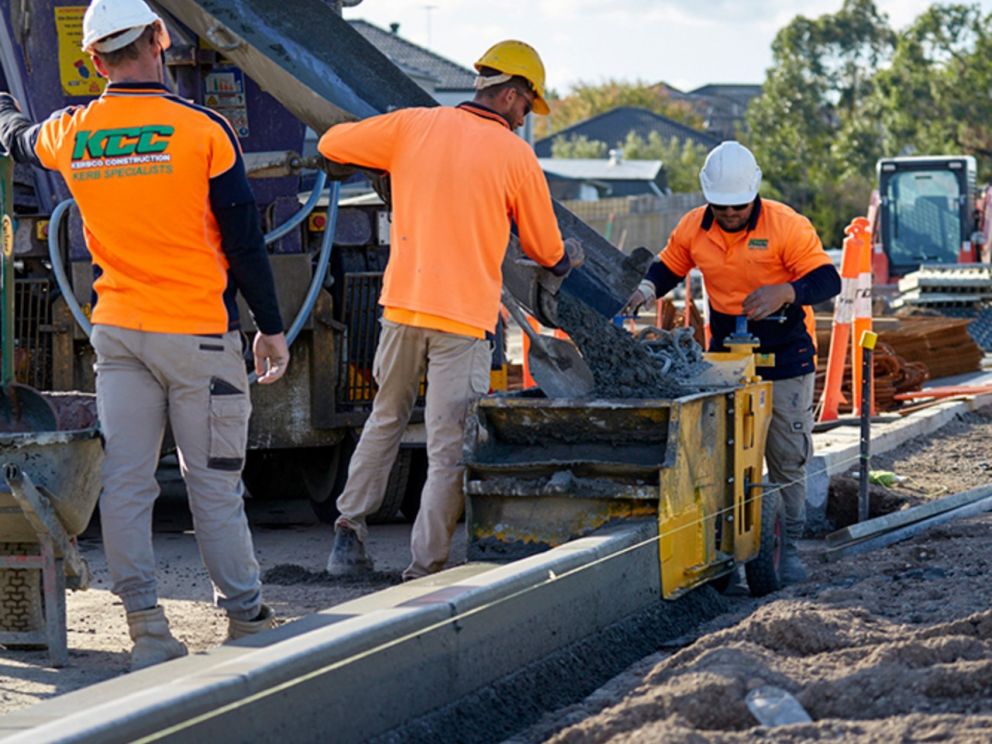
[538,409,992,744]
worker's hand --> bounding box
[623,280,657,315]
[0,93,22,112]
[742,283,796,321]
[253,332,290,384]
[564,237,585,269]
[318,157,358,181]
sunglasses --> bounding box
[710,202,751,212]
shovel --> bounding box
[501,288,595,399]
[0,153,57,432]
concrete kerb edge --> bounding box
[0,522,660,743]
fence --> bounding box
[561,192,705,255]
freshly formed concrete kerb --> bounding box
[0,522,660,744]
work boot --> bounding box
[326,524,374,577]
[780,544,809,585]
[126,606,188,672]
[227,604,277,641]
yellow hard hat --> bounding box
[474,40,550,115]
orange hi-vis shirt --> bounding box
[31,84,253,334]
[660,198,833,378]
[661,199,830,314]
[318,103,566,335]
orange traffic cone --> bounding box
[851,218,875,415]
[819,217,869,422]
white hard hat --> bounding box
[81,0,170,53]
[699,141,762,205]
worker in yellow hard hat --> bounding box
[473,39,551,117]
[317,39,582,581]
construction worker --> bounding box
[0,0,289,669]
[318,40,583,581]
[627,141,840,584]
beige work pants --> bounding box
[335,319,491,579]
[766,373,816,543]
[91,325,262,620]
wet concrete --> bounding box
[371,587,730,744]
[555,294,707,399]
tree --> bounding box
[548,131,707,194]
[534,80,703,140]
[619,132,708,193]
[746,0,896,246]
[550,134,608,159]
[868,4,992,166]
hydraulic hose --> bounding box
[47,177,341,385]
[265,170,327,245]
[47,199,93,337]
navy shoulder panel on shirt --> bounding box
[165,95,254,208]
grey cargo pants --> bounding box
[766,373,816,543]
[335,319,491,580]
[92,325,262,620]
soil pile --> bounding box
[522,408,992,743]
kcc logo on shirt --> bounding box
[71,126,174,160]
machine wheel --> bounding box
[0,543,45,643]
[304,437,416,525]
[400,448,428,521]
[745,490,784,597]
[242,450,310,501]
[373,449,412,524]
[303,444,345,524]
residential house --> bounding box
[534,106,719,159]
[538,150,667,201]
[347,20,476,105]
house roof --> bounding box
[534,106,719,158]
[538,157,662,182]
[688,84,762,103]
[348,20,476,91]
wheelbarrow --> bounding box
[0,399,102,668]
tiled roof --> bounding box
[348,20,476,91]
[535,107,719,158]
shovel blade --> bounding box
[527,337,596,399]
[0,383,59,433]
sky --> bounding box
[344,0,992,94]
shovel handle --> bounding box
[501,289,547,351]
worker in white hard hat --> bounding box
[0,0,289,669]
[317,39,583,581]
[627,141,841,588]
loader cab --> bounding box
[876,155,978,278]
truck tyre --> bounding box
[0,543,45,643]
[305,438,413,525]
[400,449,428,521]
[242,450,310,501]
[745,489,783,597]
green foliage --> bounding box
[547,131,708,194]
[619,132,709,193]
[746,0,992,248]
[550,134,608,159]
[747,0,896,247]
[534,80,703,140]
